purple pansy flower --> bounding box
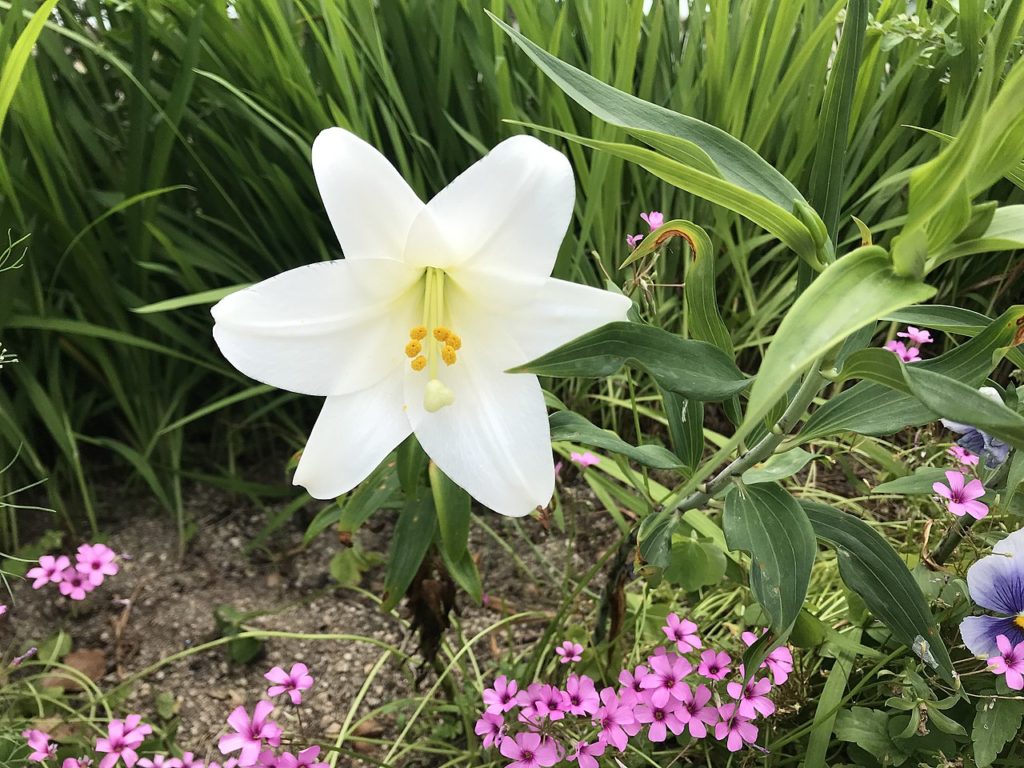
[960,528,1024,657]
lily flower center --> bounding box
[403,267,462,413]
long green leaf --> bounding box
[381,495,436,612]
[550,410,684,470]
[745,246,935,426]
[801,500,954,682]
[723,483,815,675]
[512,321,749,401]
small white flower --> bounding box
[212,129,629,516]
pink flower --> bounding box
[218,701,282,767]
[567,740,604,768]
[678,683,719,738]
[264,663,314,705]
[897,326,933,345]
[277,747,327,768]
[138,758,182,768]
[499,732,560,768]
[617,664,648,696]
[474,711,505,748]
[663,613,702,653]
[641,211,664,230]
[933,470,988,519]
[483,674,519,714]
[76,543,119,586]
[635,691,686,742]
[726,674,775,718]
[741,631,794,685]
[593,687,635,752]
[640,650,692,707]
[63,759,94,768]
[697,649,731,681]
[884,340,920,363]
[948,445,979,467]
[0,603,6,616]
[625,233,643,249]
[96,716,153,768]
[178,755,203,768]
[555,640,583,664]
[564,674,600,716]
[988,634,1024,690]
[23,729,57,762]
[26,554,71,589]
[569,451,600,468]
[715,703,758,752]
[59,567,97,600]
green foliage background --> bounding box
[0,0,1021,538]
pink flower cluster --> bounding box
[884,325,932,363]
[22,664,319,768]
[626,210,664,249]
[26,543,119,601]
[476,616,793,764]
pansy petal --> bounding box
[967,548,1024,615]
[293,375,410,499]
[993,528,1024,559]
[311,128,424,261]
[404,352,553,518]
[504,278,632,362]
[212,258,421,397]
[404,135,573,282]
[960,615,1024,657]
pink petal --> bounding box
[963,478,986,500]
[932,482,952,500]
[226,707,250,734]
[944,470,965,493]
[965,500,989,520]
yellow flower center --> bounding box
[1015,615,1024,630]
[403,267,460,412]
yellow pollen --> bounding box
[448,333,462,351]
[433,326,451,342]
[411,355,427,371]
[404,340,422,358]
[442,345,457,366]
[410,325,427,341]
[1016,615,1024,630]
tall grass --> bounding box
[0,0,1020,537]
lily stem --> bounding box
[670,365,824,513]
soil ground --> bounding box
[1,479,619,765]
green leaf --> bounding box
[637,509,678,570]
[872,468,949,496]
[132,284,249,314]
[335,456,400,536]
[659,388,704,469]
[741,447,817,485]
[437,541,482,604]
[745,246,936,426]
[837,348,1024,450]
[663,537,727,591]
[1006,450,1024,508]
[801,501,954,682]
[807,0,867,242]
[0,0,60,136]
[834,708,909,766]
[429,462,472,564]
[516,122,825,269]
[512,321,749,401]
[884,304,992,336]
[489,12,810,211]
[929,205,1024,270]
[723,483,815,673]
[801,306,1024,442]
[550,410,684,470]
[973,695,1024,768]
[382,495,437,612]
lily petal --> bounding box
[293,374,410,499]
[404,347,553,518]
[311,128,424,261]
[404,135,574,286]
[212,258,421,396]
[505,278,632,363]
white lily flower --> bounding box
[212,128,630,516]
